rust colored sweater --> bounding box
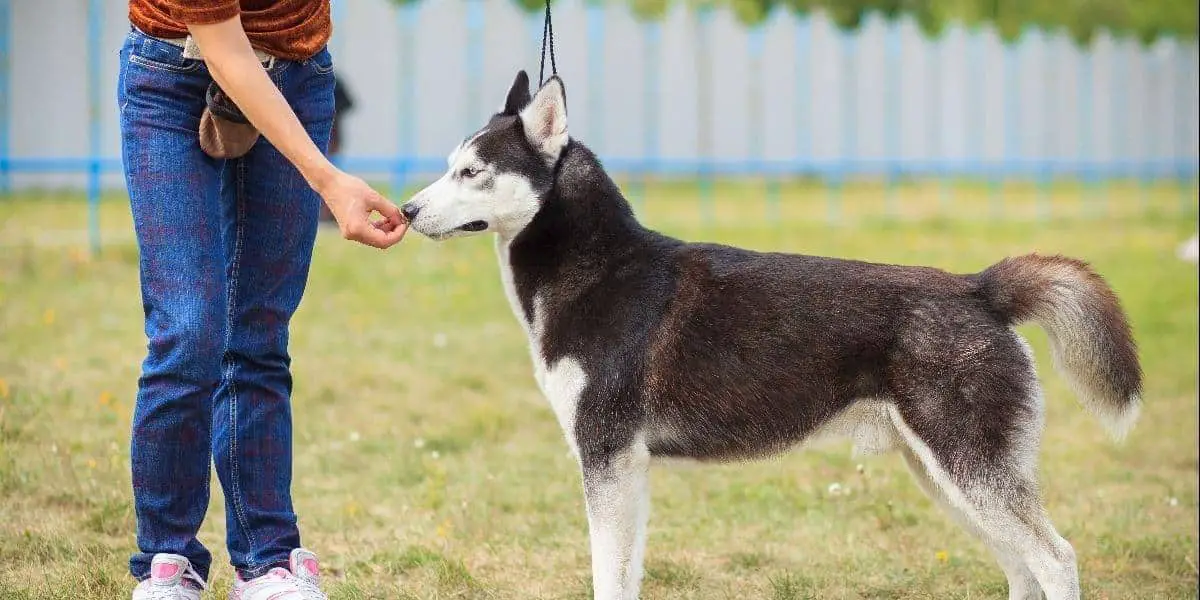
[129,1,331,62]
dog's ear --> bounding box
[502,70,532,115]
[519,76,568,163]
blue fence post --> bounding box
[1036,31,1053,222]
[635,20,661,215]
[696,7,714,226]
[928,30,949,216]
[586,3,605,155]
[1001,35,1021,220]
[329,0,346,174]
[1078,43,1095,218]
[394,2,420,197]
[968,31,990,217]
[87,0,103,255]
[832,30,855,225]
[466,0,484,126]
[1112,39,1134,213]
[1188,45,1199,214]
[748,25,775,223]
[795,14,810,218]
[1095,38,1110,214]
[527,10,543,72]
[884,20,901,220]
[331,0,347,66]
[1172,41,1189,215]
[0,0,9,196]
[1139,46,1155,210]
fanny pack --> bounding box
[160,35,273,159]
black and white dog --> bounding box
[401,71,1143,600]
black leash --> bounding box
[538,0,557,86]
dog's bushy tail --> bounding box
[977,253,1143,441]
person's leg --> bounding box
[120,29,228,583]
[211,49,337,579]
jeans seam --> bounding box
[128,53,201,74]
[226,156,259,574]
[311,60,334,75]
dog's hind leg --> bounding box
[898,443,1044,600]
[580,437,651,600]
[888,394,1079,600]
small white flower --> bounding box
[827,482,844,496]
[349,431,361,442]
[433,333,448,348]
[1178,234,1199,263]
[1168,497,1179,507]
[413,438,426,449]
[431,450,440,459]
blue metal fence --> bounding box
[0,0,10,195]
[0,1,1196,254]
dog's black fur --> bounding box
[411,71,1144,600]
[492,85,1140,470]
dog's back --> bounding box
[578,240,1142,466]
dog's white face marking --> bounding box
[405,76,569,243]
[404,142,540,241]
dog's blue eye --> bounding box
[460,167,479,179]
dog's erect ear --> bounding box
[502,70,532,115]
[519,76,568,163]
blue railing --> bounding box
[1,1,1197,255]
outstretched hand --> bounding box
[318,169,408,249]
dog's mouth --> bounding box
[423,220,489,241]
[456,220,488,233]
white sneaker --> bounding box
[132,553,206,600]
[229,548,327,600]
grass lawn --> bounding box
[0,180,1197,599]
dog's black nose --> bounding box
[401,203,421,222]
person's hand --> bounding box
[316,169,408,249]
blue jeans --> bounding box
[117,28,335,582]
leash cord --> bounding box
[538,0,557,86]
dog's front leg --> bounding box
[580,441,651,600]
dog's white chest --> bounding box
[497,239,586,457]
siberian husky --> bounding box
[401,71,1143,600]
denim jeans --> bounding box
[117,28,335,582]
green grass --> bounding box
[1,180,1197,599]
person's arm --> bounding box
[185,13,406,249]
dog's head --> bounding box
[402,70,568,241]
